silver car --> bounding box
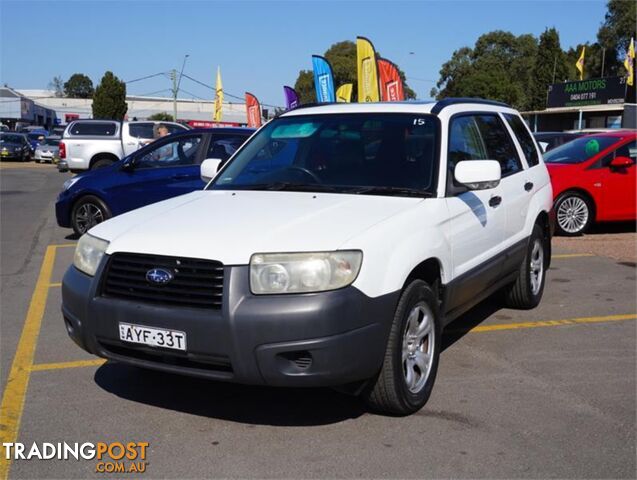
[34,137,60,163]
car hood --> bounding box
[90,190,424,265]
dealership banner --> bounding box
[356,36,380,102]
[283,86,299,110]
[213,67,223,122]
[377,57,404,101]
[245,92,262,128]
[547,76,627,108]
[312,55,336,103]
[336,84,353,103]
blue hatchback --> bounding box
[56,127,254,235]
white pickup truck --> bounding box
[58,120,188,172]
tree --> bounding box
[92,71,127,120]
[48,76,65,97]
[432,31,539,110]
[64,73,94,98]
[597,0,637,75]
[529,28,569,109]
[147,112,173,121]
[294,40,416,103]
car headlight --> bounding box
[73,234,109,276]
[63,177,80,190]
[250,251,362,294]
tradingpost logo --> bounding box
[2,441,149,474]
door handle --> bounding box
[524,181,534,192]
[489,195,502,207]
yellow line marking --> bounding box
[51,243,76,249]
[553,253,595,259]
[448,313,636,334]
[47,283,62,288]
[0,246,56,480]
[30,359,106,372]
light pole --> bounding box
[172,54,189,122]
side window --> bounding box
[614,140,637,164]
[206,135,247,162]
[135,135,202,169]
[504,113,540,167]
[474,115,522,177]
[128,123,154,139]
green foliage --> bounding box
[598,0,637,58]
[529,28,569,109]
[432,31,538,110]
[64,73,94,99]
[147,112,173,121]
[92,71,127,120]
[293,40,416,103]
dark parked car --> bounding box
[56,127,254,235]
[533,132,584,152]
[0,133,31,161]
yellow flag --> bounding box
[336,84,353,103]
[213,66,223,122]
[624,38,635,86]
[575,46,585,81]
[356,36,380,102]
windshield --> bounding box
[27,133,45,141]
[209,113,438,196]
[1,134,24,144]
[42,138,60,147]
[544,135,619,164]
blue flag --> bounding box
[312,55,336,103]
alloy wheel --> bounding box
[75,203,104,234]
[557,196,589,234]
[402,302,435,394]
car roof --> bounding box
[580,130,636,138]
[175,127,255,135]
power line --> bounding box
[124,72,168,84]
[181,74,283,109]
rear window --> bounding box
[128,123,154,139]
[69,122,117,136]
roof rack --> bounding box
[431,98,510,115]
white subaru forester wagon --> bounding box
[63,98,553,415]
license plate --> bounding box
[119,322,186,351]
[1,151,8,156]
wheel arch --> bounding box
[534,210,552,268]
[403,257,444,304]
[89,152,119,169]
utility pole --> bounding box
[601,48,606,77]
[170,69,178,122]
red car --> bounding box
[544,131,636,235]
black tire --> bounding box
[22,152,30,162]
[91,158,115,170]
[71,195,111,236]
[504,224,547,309]
[554,191,593,236]
[362,280,441,416]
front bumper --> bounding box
[55,192,72,228]
[62,260,399,387]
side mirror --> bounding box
[201,158,222,183]
[609,156,633,169]
[121,161,135,172]
[454,160,501,190]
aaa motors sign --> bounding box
[547,76,627,108]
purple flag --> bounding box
[283,86,299,110]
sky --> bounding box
[0,0,608,109]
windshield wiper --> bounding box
[348,186,433,197]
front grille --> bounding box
[101,252,224,309]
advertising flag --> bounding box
[283,86,299,110]
[377,57,405,101]
[213,66,223,122]
[336,84,353,103]
[245,92,262,128]
[312,55,336,103]
[356,36,380,102]
[624,38,635,86]
[576,46,586,81]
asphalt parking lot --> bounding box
[1,162,635,479]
